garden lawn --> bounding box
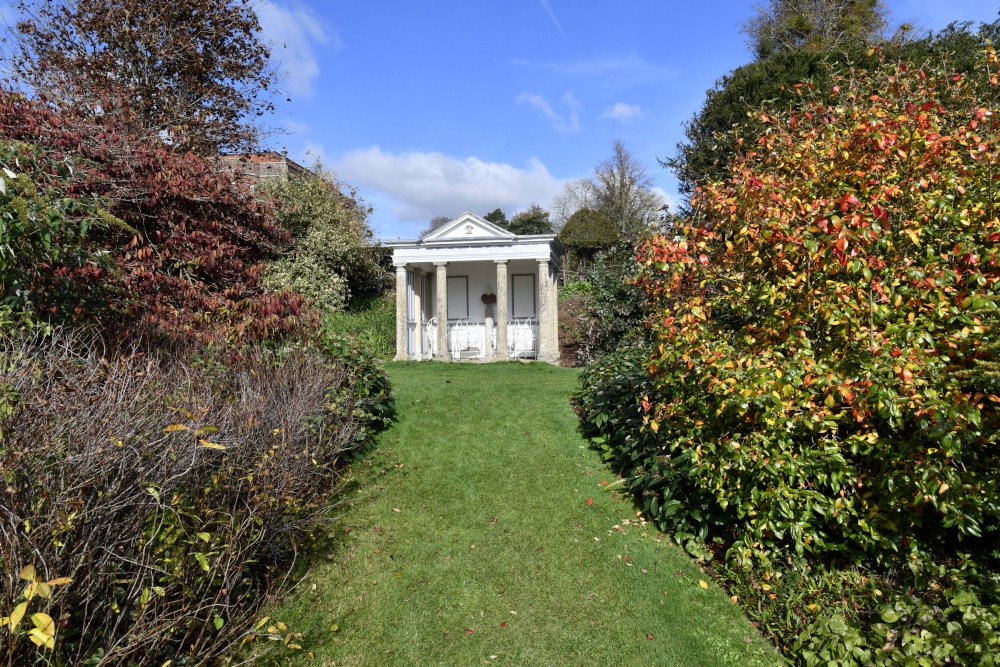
[273,362,781,667]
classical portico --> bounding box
[387,211,561,363]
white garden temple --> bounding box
[386,211,561,363]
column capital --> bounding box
[494,259,508,266]
[433,261,449,268]
[538,258,550,267]
[393,263,408,271]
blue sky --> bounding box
[262,1,997,239]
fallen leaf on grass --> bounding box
[699,580,709,589]
[731,596,738,603]
[586,498,593,505]
[646,634,654,640]
[500,622,507,628]
[465,628,474,635]
[640,569,648,574]
[391,508,400,513]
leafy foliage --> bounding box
[322,293,396,361]
[637,51,1000,564]
[577,242,648,362]
[0,90,312,342]
[579,46,1000,665]
[0,139,119,328]
[506,204,554,235]
[0,331,390,665]
[6,0,279,153]
[742,0,889,60]
[265,167,386,314]
[560,208,618,250]
[668,18,1000,198]
[483,208,508,228]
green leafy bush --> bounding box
[266,166,386,314]
[0,139,120,329]
[576,48,1000,665]
[577,242,648,362]
[0,331,389,665]
[321,293,396,361]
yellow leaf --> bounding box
[198,532,211,543]
[699,580,708,589]
[807,604,818,611]
[46,577,72,587]
[9,601,27,631]
[939,483,950,494]
[19,565,36,582]
[330,624,339,632]
[31,612,55,636]
[26,627,55,649]
[761,583,772,591]
[35,582,51,599]
[199,440,226,450]
[164,424,189,432]
[730,595,738,603]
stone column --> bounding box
[412,268,423,361]
[550,263,560,362]
[495,260,509,359]
[434,262,449,361]
[394,264,408,361]
[538,259,554,362]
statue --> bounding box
[482,286,497,358]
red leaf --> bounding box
[465,628,473,635]
[587,498,593,505]
[500,622,507,628]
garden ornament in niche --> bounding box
[482,285,496,319]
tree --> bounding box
[559,208,617,252]
[5,0,279,154]
[592,140,666,238]
[265,164,385,313]
[419,215,451,238]
[550,179,598,231]
[0,89,310,342]
[742,0,890,59]
[483,208,508,228]
[507,204,554,235]
[667,18,998,197]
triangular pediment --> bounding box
[422,211,514,242]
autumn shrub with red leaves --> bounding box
[0,89,315,343]
[577,49,1000,663]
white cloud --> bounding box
[516,92,580,133]
[652,187,682,214]
[538,0,565,37]
[601,102,643,122]
[258,1,337,96]
[335,147,565,237]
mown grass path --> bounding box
[277,362,781,666]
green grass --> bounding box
[322,293,395,359]
[271,362,782,666]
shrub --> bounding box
[321,293,397,361]
[577,46,1000,665]
[265,167,387,313]
[560,208,617,252]
[578,241,648,362]
[635,50,1000,565]
[0,331,386,665]
[0,139,121,329]
[0,90,312,343]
